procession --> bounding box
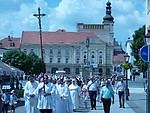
[22,74,116,113]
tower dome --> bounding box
[103,0,114,23]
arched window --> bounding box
[83,55,86,64]
[51,67,58,74]
[75,68,80,74]
[91,55,95,64]
[106,68,110,76]
[63,68,70,74]
[99,68,103,76]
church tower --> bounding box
[77,0,114,44]
[103,0,114,24]
[103,0,114,44]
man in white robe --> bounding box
[56,79,73,113]
[69,79,80,112]
[36,75,55,113]
[24,75,39,113]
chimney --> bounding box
[8,36,11,41]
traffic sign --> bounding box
[140,45,150,62]
[116,66,122,73]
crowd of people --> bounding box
[23,73,126,113]
[0,73,127,113]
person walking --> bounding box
[87,76,99,110]
[100,80,114,113]
[24,75,39,113]
[2,89,10,113]
[56,78,73,113]
[36,74,55,113]
[9,90,17,113]
[82,80,89,108]
[69,79,80,112]
[116,78,125,108]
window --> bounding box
[64,68,70,74]
[58,57,61,63]
[50,57,53,63]
[50,48,53,54]
[65,48,69,56]
[50,48,53,57]
[10,42,15,47]
[24,49,27,53]
[58,48,61,54]
[99,51,103,64]
[65,57,69,63]
[75,68,80,74]
[99,55,102,64]
[83,55,86,64]
[91,55,95,64]
[76,58,80,64]
[30,48,34,53]
[58,48,61,57]
[76,48,80,55]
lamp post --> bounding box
[145,29,150,113]
[33,7,46,75]
[124,53,130,100]
[86,38,89,66]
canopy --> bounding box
[0,61,24,76]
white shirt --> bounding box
[116,81,126,92]
[87,80,98,91]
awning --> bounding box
[0,61,24,76]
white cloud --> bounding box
[0,0,146,48]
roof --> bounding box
[0,36,20,49]
[113,53,125,63]
[0,61,24,76]
[21,29,96,45]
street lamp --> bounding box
[145,29,150,113]
[86,38,89,66]
[33,7,46,75]
[124,53,130,100]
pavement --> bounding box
[8,76,147,113]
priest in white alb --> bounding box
[56,78,73,113]
[24,75,39,113]
[69,79,80,112]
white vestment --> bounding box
[56,84,73,113]
[36,82,55,110]
[24,81,39,113]
[69,83,80,110]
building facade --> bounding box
[0,36,20,60]
[20,1,124,78]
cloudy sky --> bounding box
[0,0,146,49]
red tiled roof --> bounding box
[21,29,96,45]
[0,36,20,49]
[113,53,125,63]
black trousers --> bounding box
[2,103,9,113]
[40,109,52,113]
[102,98,111,113]
[118,91,124,107]
[89,91,97,109]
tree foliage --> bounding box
[2,50,45,75]
[130,25,147,72]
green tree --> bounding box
[28,52,45,75]
[2,50,45,75]
[130,25,147,72]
